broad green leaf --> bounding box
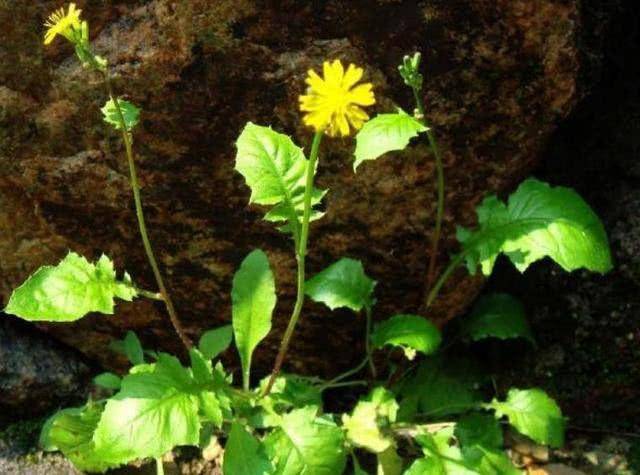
[235,122,326,237]
[463,294,534,344]
[411,428,477,475]
[264,406,346,475]
[342,387,398,453]
[199,324,233,360]
[93,372,122,391]
[92,354,201,464]
[462,446,522,475]
[371,314,442,359]
[397,356,485,419]
[354,110,427,170]
[487,388,565,448]
[223,423,273,475]
[232,249,276,389]
[5,252,137,322]
[305,258,376,312]
[40,403,119,473]
[101,97,140,131]
[457,178,613,275]
[454,413,502,449]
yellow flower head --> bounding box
[299,60,375,137]
[44,3,82,45]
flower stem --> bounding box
[424,252,465,309]
[412,88,446,292]
[103,73,192,350]
[263,131,324,396]
[155,458,165,475]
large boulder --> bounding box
[0,0,585,378]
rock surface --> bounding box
[0,0,587,379]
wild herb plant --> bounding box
[4,5,613,474]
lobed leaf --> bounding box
[354,110,427,170]
[487,388,565,448]
[457,178,613,276]
[342,387,398,453]
[463,293,534,344]
[5,252,137,322]
[371,314,441,359]
[235,123,326,237]
[305,258,376,312]
[232,249,276,389]
[101,98,140,131]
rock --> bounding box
[0,0,594,378]
[0,317,91,425]
[527,464,586,475]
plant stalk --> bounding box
[155,458,165,475]
[103,73,192,350]
[412,88,446,292]
[263,131,324,396]
[424,252,465,309]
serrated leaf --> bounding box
[93,372,122,391]
[264,406,347,475]
[487,388,565,448]
[397,356,485,419]
[342,387,398,453]
[305,258,376,312]
[223,423,273,475]
[199,324,233,360]
[92,354,201,464]
[5,252,137,322]
[354,110,427,170]
[235,122,326,237]
[371,314,441,358]
[232,249,276,389]
[457,178,613,275]
[40,403,119,473]
[101,97,140,131]
[463,293,534,344]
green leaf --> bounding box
[5,252,137,322]
[463,294,534,344]
[378,446,404,475]
[305,258,376,312]
[342,387,398,453]
[454,413,503,449]
[232,249,277,389]
[199,324,233,360]
[40,403,119,473]
[124,331,145,365]
[264,406,347,475]
[101,97,140,131]
[371,314,442,359]
[235,122,326,236]
[92,354,201,464]
[93,372,122,391]
[487,388,565,448]
[411,428,477,475]
[457,178,613,275]
[397,356,485,419]
[354,110,427,170]
[223,423,273,475]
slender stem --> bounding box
[320,380,368,390]
[263,131,324,396]
[365,305,377,378]
[155,458,165,475]
[424,252,465,309]
[412,88,446,292]
[318,356,369,392]
[135,288,164,301]
[103,74,192,350]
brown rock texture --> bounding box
[0,0,583,379]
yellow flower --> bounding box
[300,60,375,137]
[44,3,82,45]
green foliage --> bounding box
[235,123,326,237]
[101,98,140,132]
[5,252,137,322]
[354,110,427,170]
[223,423,273,475]
[342,387,398,453]
[463,294,534,344]
[305,258,376,312]
[457,178,613,275]
[108,331,145,365]
[93,372,121,391]
[371,314,442,359]
[265,406,347,475]
[454,413,503,449]
[398,52,424,90]
[232,249,276,389]
[199,324,233,360]
[487,388,565,448]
